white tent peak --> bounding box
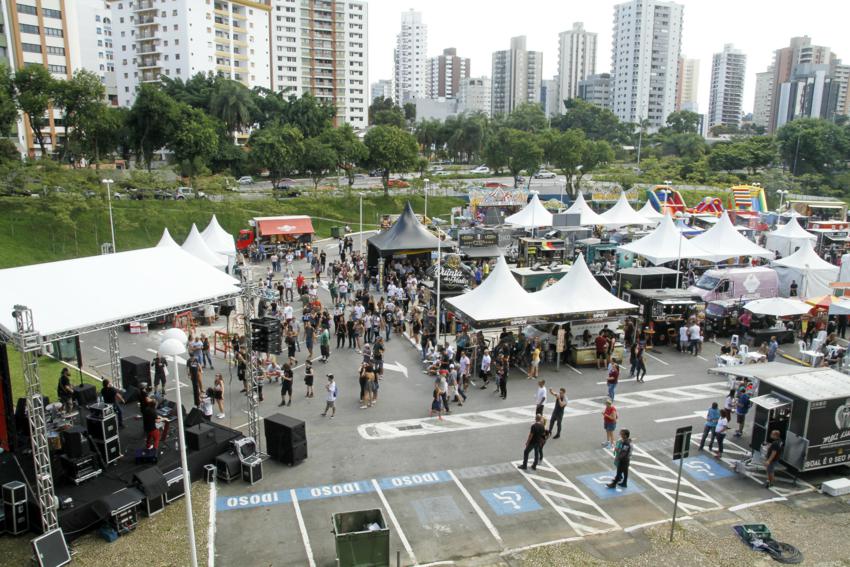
[771,217,815,240]
[182,224,228,268]
[564,192,606,226]
[505,193,554,229]
[774,240,836,271]
[637,200,664,223]
[157,227,179,248]
[600,193,653,226]
[618,214,712,265]
[201,214,237,257]
[534,253,635,315]
[689,212,774,261]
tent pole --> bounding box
[675,232,683,289]
[436,236,442,344]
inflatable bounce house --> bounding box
[646,185,686,215]
[728,184,768,214]
[692,196,724,216]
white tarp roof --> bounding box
[637,201,664,223]
[505,193,553,229]
[182,224,228,269]
[617,214,713,265]
[689,212,775,261]
[773,240,835,272]
[157,227,179,248]
[445,256,542,325]
[0,247,241,341]
[201,214,237,257]
[533,253,636,317]
[599,193,654,227]
[765,217,817,257]
[564,192,607,226]
[772,240,839,297]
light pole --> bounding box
[102,178,116,252]
[159,329,198,567]
[777,189,789,212]
[358,192,364,254]
[530,189,539,239]
[435,230,442,343]
[423,178,429,220]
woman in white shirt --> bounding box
[724,388,736,412]
[714,408,730,459]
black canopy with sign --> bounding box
[367,202,441,267]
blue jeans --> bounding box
[202,350,214,368]
[607,382,617,400]
[385,326,391,340]
[112,402,123,428]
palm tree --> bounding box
[209,80,257,136]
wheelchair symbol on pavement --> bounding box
[684,460,714,477]
[676,455,733,481]
[480,485,541,515]
[492,490,522,510]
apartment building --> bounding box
[393,9,426,103]
[426,47,469,99]
[611,0,683,129]
[457,76,490,117]
[371,78,392,103]
[556,22,596,108]
[578,73,612,109]
[752,69,773,128]
[708,44,746,129]
[675,57,698,112]
[491,35,542,116]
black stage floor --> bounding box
[10,402,241,539]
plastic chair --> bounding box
[730,334,740,347]
[714,354,726,367]
[739,344,749,356]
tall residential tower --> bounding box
[393,9,426,103]
[708,44,746,130]
[556,22,596,112]
[491,35,542,116]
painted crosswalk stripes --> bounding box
[513,459,620,536]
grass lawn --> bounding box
[6,346,100,402]
[0,193,465,268]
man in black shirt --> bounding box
[142,398,161,450]
[101,379,126,428]
[518,414,546,470]
[152,354,168,396]
[57,368,74,411]
[187,357,202,407]
[607,429,633,488]
[372,337,385,377]
[764,429,784,489]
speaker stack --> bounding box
[250,317,282,354]
[185,423,217,451]
[120,356,151,389]
[264,413,307,466]
[3,480,28,535]
[132,467,168,517]
[86,404,121,465]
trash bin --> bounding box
[332,509,390,567]
[331,226,342,239]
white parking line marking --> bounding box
[643,351,669,365]
[728,497,787,512]
[500,535,584,556]
[92,346,106,353]
[290,489,316,567]
[371,479,417,565]
[654,412,704,423]
[565,363,583,375]
[208,481,217,567]
[624,516,692,532]
[447,470,503,545]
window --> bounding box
[48,64,67,74]
[21,43,42,53]
[19,23,39,35]
[17,4,37,15]
[43,8,61,18]
[45,27,64,37]
[47,45,65,55]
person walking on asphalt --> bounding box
[606,359,619,400]
[734,388,752,437]
[518,414,547,471]
[763,429,784,489]
[602,399,618,448]
[595,331,608,369]
[698,402,720,451]
[497,354,509,399]
[534,379,547,416]
[607,429,633,488]
[548,387,567,439]
[321,374,337,418]
[714,409,730,459]
[634,342,647,383]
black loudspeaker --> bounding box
[92,436,121,465]
[31,528,71,567]
[163,468,184,503]
[74,384,97,406]
[3,481,28,535]
[86,414,118,441]
[123,385,140,404]
[132,467,167,517]
[61,426,86,459]
[215,452,241,483]
[185,423,216,451]
[264,413,307,465]
[120,356,150,390]
[219,305,234,317]
[184,408,206,428]
[3,480,26,504]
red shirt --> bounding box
[296,275,305,289]
[603,405,617,425]
[595,335,608,353]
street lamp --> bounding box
[159,330,198,567]
[435,227,442,343]
[102,178,116,252]
[358,192,364,254]
[529,189,539,238]
[777,189,789,212]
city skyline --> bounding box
[368,0,848,116]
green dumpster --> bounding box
[332,509,390,567]
[331,226,342,239]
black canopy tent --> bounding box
[367,202,442,270]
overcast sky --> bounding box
[367,0,848,115]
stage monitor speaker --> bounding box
[3,480,26,504]
[264,413,306,464]
[31,528,71,567]
[92,436,121,465]
[184,407,206,428]
[74,384,97,406]
[60,426,86,459]
[185,423,216,451]
[241,458,263,485]
[86,414,119,441]
[132,467,168,499]
[219,304,234,317]
[163,468,184,503]
[215,451,240,483]
[120,356,150,390]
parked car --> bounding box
[470,165,490,174]
[428,165,444,172]
[175,187,206,200]
[368,169,383,177]
[237,176,254,185]
[434,170,451,176]
[387,179,410,188]
[154,189,174,200]
[534,169,557,179]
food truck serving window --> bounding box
[695,274,719,291]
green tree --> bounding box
[776,118,850,175]
[280,93,335,138]
[363,125,418,196]
[665,110,701,134]
[250,86,289,127]
[501,128,543,187]
[210,79,258,133]
[403,102,416,122]
[301,138,337,190]
[415,119,442,158]
[482,128,509,174]
[76,105,127,168]
[369,97,405,127]
[320,123,367,188]
[506,103,548,132]
[53,69,107,164]
[248,123,304,189]
[0,64,18,138]
[169,103,220,179]
[707,142,747,173]
[660,133,707,160]
[553,98,627,143]
[160,72,221,109]
[544,129,614,196]
[128,84,178,170]
[13,65,55,156]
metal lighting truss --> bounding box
[240,267,262,452]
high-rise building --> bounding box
[767,36,837,132]
[775,63,843,128]
[393,9,427,103]
[540,78,559,116]
[426,47,469,99]
[752,69,773,128]
[67,1,116,105]
[457,76,491,117]
[611,0,683,129]
[675,57,699,112]
[708,44,746,130]
[831,63,849,116]
[556,22,596,110]
[491,36,542,117]
[371,79,393,103]
[270,0,368,128]
[111,1,272,107]
[578,73,612,109]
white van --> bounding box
[688,266,779,302]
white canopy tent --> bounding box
[617,214,713,265]
[0,247,241,341]
[445,256,544,327]
[564,192,607,226]
[157,227,180,248]
[772,240,839,297]
[201,214,237,257]
[599,193,654,227]
[182,224,228,270]
[744,297,812,317]
[828,297,850,316]
[532,254,636,319]
[764,217,817,257]
[637,201,665,224]
[689,212,774,262]
[504,193,553,229]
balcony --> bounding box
[141,71,160,83]
[134,0,156,12]
[135,16,157,27]
[138,57,161,69]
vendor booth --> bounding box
[458,230,502,260]
[764,217,817,258]
[714,363,850,473]
[367,202,442,275]
[511,265,569,291]
[771,240,839,297]
[505,193,554,230]
[516,237,566,267]
[468,187,528,224]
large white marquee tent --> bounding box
[772,240,839,297]
[182,224,228,269]
[599,193,654,227]
[617,214,713,265]
[764,217,817,257]
[504,193,553,229]
[689,212,774,262]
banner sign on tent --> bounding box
[469,189,528,208]
[427,254,474,292]
[459,231,499,248]
[592,188,639,202]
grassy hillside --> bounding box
[0,194,464,268]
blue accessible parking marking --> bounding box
[576,472,645,500]
[674,455,734,482]
[480,485,542,516]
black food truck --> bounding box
[621,288,705,346]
